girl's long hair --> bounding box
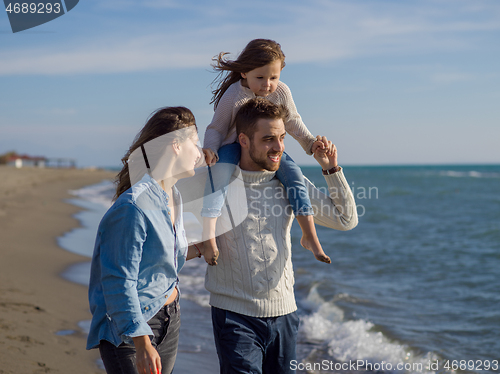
[114,107,197,201]
[210,39,286,109]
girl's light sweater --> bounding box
[203,81,317,157]
[205,167,358,318]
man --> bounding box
[205,98,358,373]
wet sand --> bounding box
[0,166,115,374]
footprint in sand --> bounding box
[6,335,44,346]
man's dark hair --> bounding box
[235,98,288,140]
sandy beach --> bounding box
[0,165,115,374]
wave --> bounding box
[178,273,210,308]
[438,170,500,179]
[298,286,441,374]
[69,179,115,209]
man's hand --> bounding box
[313,136,338,170]
[133,336,161,374]
[202,148,217,167]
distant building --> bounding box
[7,154,47,168]
[46,157,77,168]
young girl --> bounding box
[87,107,204,374]
[201,38,333,265]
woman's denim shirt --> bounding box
[87,174,188,350]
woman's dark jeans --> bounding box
[99,297,181,374]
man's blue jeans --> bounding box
[211,307,300,374]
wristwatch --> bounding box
[322,166,341,175]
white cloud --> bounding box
[0,0,499,75]
[94,0,183,10]
[0,35,212,75]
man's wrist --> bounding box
[322,165,341,175]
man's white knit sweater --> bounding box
[203,81,317,157]
[205,166,358,318]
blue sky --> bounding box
[1,0,499,167]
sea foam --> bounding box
[299,287,439,374]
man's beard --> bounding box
[249,142,282,171]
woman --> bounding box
[86,107,204,374]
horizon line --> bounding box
[79,162,500,171]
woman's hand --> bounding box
[202,148,217,167]
[187,243,203,260]
[133,336,161,374]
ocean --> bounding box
[58,164,500,374]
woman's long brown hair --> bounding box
[210,39,286,109]
[113,107,197,201]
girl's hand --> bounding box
[202,148,217,167]
[311,139,325,154]
[313,138,338,170]
[312,135,334,156]
[133,336,161,374]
